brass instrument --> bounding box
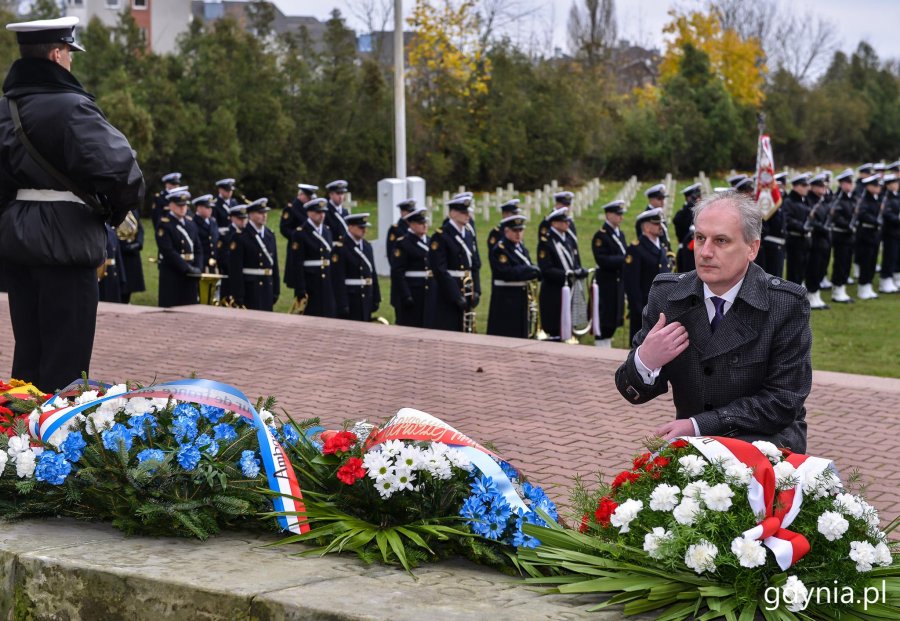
[371,316,390,325]
[116,210,140,243]
[462,272,476,334]
[187,272,227,305]
[289,294,309,315]
[527,280,547,340]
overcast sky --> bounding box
[272,0,900,62]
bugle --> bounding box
[462,272,476,334]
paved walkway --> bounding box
[1,296,898,522]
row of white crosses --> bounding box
[696,171,713,196]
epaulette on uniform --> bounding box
[333,240,343,247]
[160,217,170,223]
[766,276,806,299]
[496,241,505,249]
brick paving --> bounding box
[1,296,898,523]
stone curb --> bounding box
[0,518,614,621]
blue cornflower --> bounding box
[173,403,200,423]
[200,404,225,423]
[177,444,201,471]
[469,475,497,496]
[239,450,261,478]
[101,423,133,452]
[127,413,158,440]
[34,451,72,485]
[498,459,519,482]
[172,416,198,443]
[195,434,219,457]
[281,423,300,446]
[59,431,86,463]
[212,423,238,443]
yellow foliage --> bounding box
[660,9,766,107]
[631,84,660,108]
[406,0,491,110]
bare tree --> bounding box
[707,0,779,46]
[567,0,617,66]
[348,0,394,60]
[476,0,542,50]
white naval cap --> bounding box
[644,183,666,199]
[636,207,663,223]
[7,16,85,52]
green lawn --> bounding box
[130,180,900,379]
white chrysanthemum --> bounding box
[643,527,673,559]
[874,542,892,567]
[649,484,681,511]
[702,483,734,512]
[834,493,865,519]
[0,451,7,474]
[816,511,849,542]
[684,540,718,574]
[15,449,36,478]
[782,576,809,612]
[678,455,708,478]
[673,497,702,526]
[610,499,643,533]
[683,480,711,501]
[773,461,797,489]
[445,448,472,471]
[7,434,31,458]
[730,536,766,568]
[85,409,115,433]
[423,454,453,480]
[393,467,416,492]
[849,541,877,572]
[724,462,753,486]
[380,439,405,457]
[375,475,398,499]
[362,451,394,481]
[74,390,99,405]
[752,440,782,464]
[396,444,425,470]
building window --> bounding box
[69,0,84,6]
[105,0,120,8]
[133,0,147,8]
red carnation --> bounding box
[322,431,358,455]
[670,439,689,449]
[652,456,670,469]
[632,452,651,471]
[611,470,639,489]
[579,513,590,533]
[594,497,618,527]
[336,457,366,485]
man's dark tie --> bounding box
[710,296,727,333]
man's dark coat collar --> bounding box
[3,58,93,100]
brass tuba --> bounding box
[116,210,140,243]
[528,280,549,340]
[462,272,476,334]
[289,293,309,315]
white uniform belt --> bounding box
[447,269,471,278]
[218,226,230,236]
[493,279,528,287]
[860,223,876,229]
[181,253,194,261]
[344,278,373,286]
[243,268,273,276]
[303,259,330,267]
[831,227,849,233]
[16,189,85,204]
[763,235,786,245]
[787,231,807,237]
[405,270,431,278]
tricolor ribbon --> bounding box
[682,436,833,570]
[28,378,308,534]
[365,408,529,513]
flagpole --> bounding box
[394,0,407,179]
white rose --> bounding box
[673,497,702,526]
[834,493,865,519]
[849,541,877,572]
[874,542,892,567]
[678,455,708,478]
[730,536,766,568]
[610,499,643,534]
[15,449,36,478]
[816,511,849,542]
[724,462,753,486]
[702,483,734,512]
[782,576,809,612]
[0,451,7,474]
[773,461,797,489]
[7,434,31,458]
[684,540,718,574]
[649,484,681,511]
[643,527,673,559]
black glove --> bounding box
[456,297,468,311]
[339,306,350,319]
[531,266,543,281]
[403,297,415,308]
[188,266,202,275]
[577,268,589,279]
[472,292,481,308]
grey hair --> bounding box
[691,190,762,243]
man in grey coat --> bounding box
[615,191,811,452]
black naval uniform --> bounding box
[624,235,672,343]
[783,190,811,285]
[334,236,380,321]
[829,190,856,287]
[386,218,410,265]
[756,204,787,277]
[325,200,351,244]
[855,191,881,287]
[634,206,671,250]
[151,190,169,228]
[0,56,144,391]
[216,223,241,303]
[213,194,239,235]
[119,207,145,304]
[98,224,125,303]
[289,222,337,317]
[804,195,831,294]
[592,222,627,339]
[229,224,279,311]
[426,220,480,332]
[487,239,539,338]
[391,232,431,327]
[537,228,584,339]
[156,215,202,307]
[672,201,696,273]
[195,215,220,273]
[880,190,900,283]
[282,197,308,290]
